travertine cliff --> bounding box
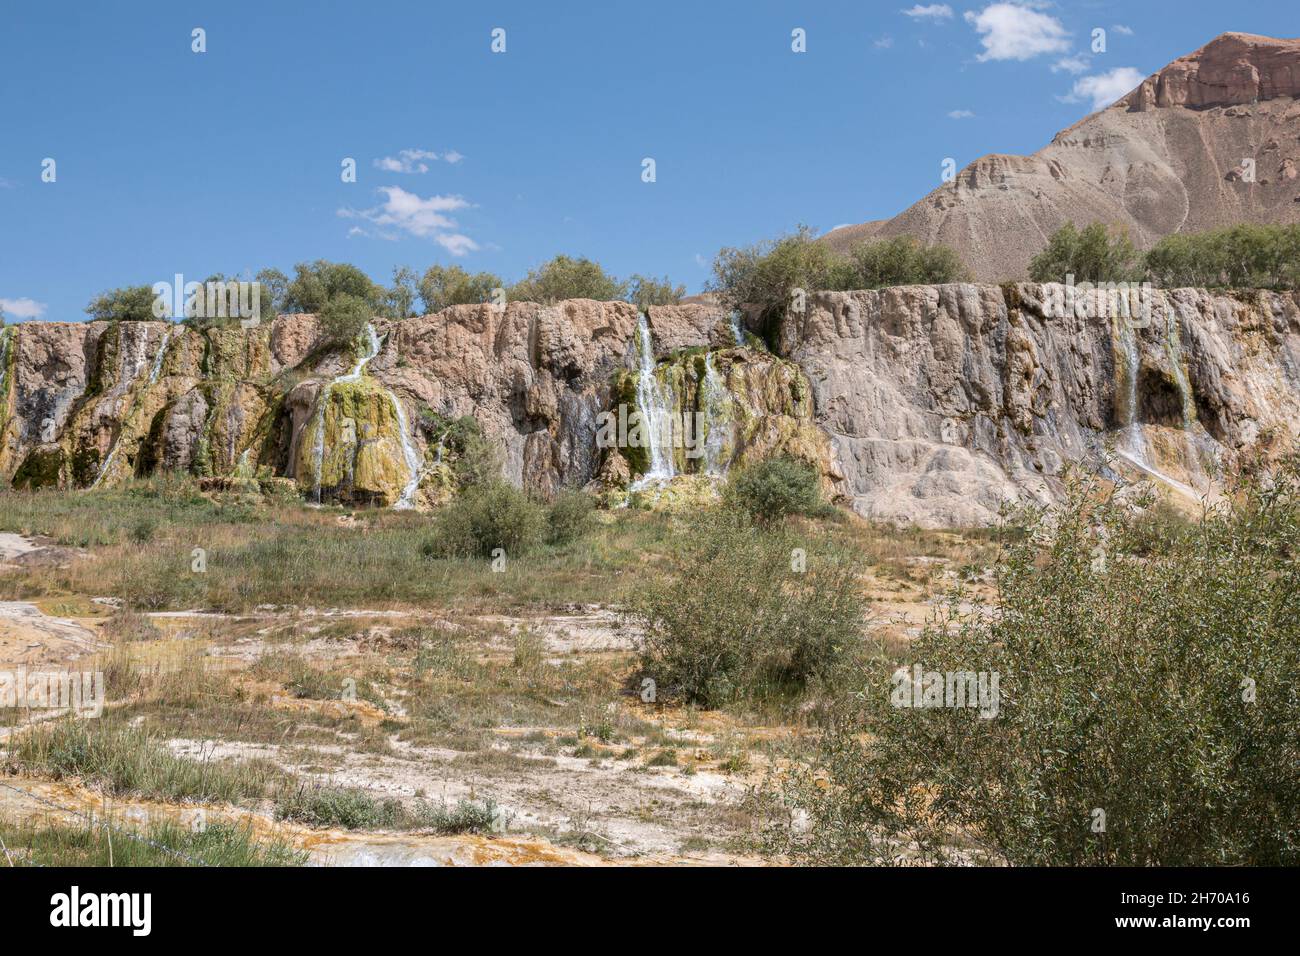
[3,284,1298,526]
[778,284,1300,524]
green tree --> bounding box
[86,285,162,322]
[708,226,857,325]
[1028,222,1139,283]
[318,293,372,346]
[626,274,685,308]
[508,255,627,303]
[1144,224,1300,290]
[417,264,502,314]
[284,260,380,314]
[846,236,968,287]
[254,268,289,316]
[385,265,419,318]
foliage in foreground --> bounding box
[634,509,866,708]
[765,467,1300,865]
[0,818,307,867]
[723,456,824,523]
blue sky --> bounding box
[1,0,1295,321]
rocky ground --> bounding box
[0,519,984,867]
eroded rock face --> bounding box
[779,284,1300,525]
[4,286,1299,525]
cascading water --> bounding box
[308,323,422,508]
[92,324,159,488]
[630,313,675,490]
[147,326,172,385]
[1112,313,1200,501]
[728,311,745,347]
[699,354,731,475]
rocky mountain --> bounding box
[824,33,1300,281]
[4,283,1298,527]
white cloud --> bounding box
[965,3,1070,62]
[1063,67,1144,110]
[0,297,47,319]
[948,109,976,119]
[874,35,895,49]
[373,148,461,174]
[0,177,14,189]
[901,4,953,20]
[339,186,478,253]
[1113,24,1134,36]
[1052,54,1091,74]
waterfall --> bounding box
[147,326,172,385]
[386,386,422,510]
[728,311,745,347]
[700,354,731,475]
[631,312,675,489]
[308,323,421,508]
[1112,313,1201,502]
[1114,314,1145,465]
[91,324,157,488]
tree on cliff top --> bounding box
[418,264,503,314]
[1028,222,1140,283]
[508,255,628,304]
[85,285,163,322]
[283,260,381,315]
[708,227,966,326]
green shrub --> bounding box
[633,511,866,707]
[85,285,161,322]
[845,236,968,288]
[284,260,380,314]
[547,489,595,544]
[509,255,628,303]
[723,457,822,523]
[626,274,685,308]
[418,264,503,313]
[1028,222,1139,283]
[275,786,403,830]
[429,481,547,558]
[1144,223,1300,290]
[767,467,1300,865]
[318,293,372,347]
[708,227,966,333]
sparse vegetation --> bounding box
[1028,222,1140,283]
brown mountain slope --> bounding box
[823,33,1300,281]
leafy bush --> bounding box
[1144,223,1300,290]
[509,255,628,303]
[845,236,968,288]
[1028,222,1140,283]
[429,481,547,558]
[418,264,503,313]
[627,274,685,308]
[708,227,966,328]
[275,786,403,830]
[634,510,866,707]
[420,412,502,488]
[318,293,372,347]
[767,467,1300,865]
[85,285,161,322]
[547,489,595,544]
[708,226,854,320]
[723,457,822,523]
[283,260,380,314]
